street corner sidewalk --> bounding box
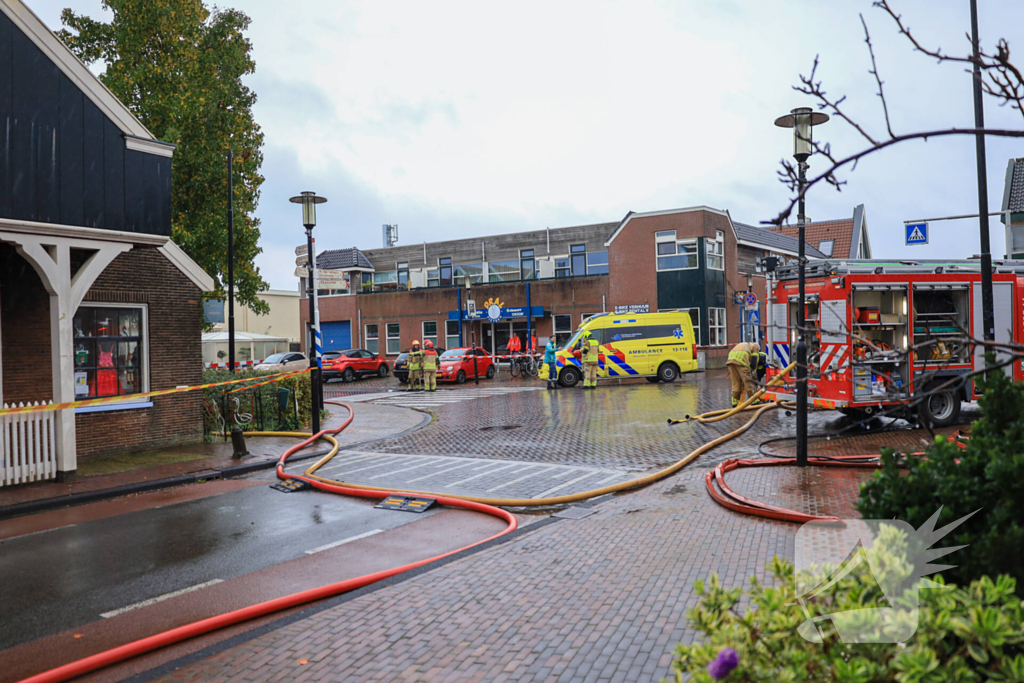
[0,400,427,520]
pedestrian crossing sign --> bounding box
[905,222,928,245]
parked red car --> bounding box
[322,348,389,382]
[438,347,496,383]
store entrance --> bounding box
[482,323,494,355]
[494,322,511,356]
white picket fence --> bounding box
[1,402,57,486]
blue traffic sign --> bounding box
[747,310,760,324]
[905,222,928,245]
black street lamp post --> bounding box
[970,0,995,346]
[290,191,328,435]
[227,149,235,373]
[775,107,829,468]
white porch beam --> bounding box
[0,232,131,476]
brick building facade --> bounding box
[301,205,867,368]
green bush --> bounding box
[201,369,314,438]
[858,361,1024,590]
[667,527,1024,682]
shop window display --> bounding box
[73,306,145,398]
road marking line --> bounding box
[533,472,604,498]
[595,473,624,485]
[486,466,556,493]
[550,467,581,479]
[101,579,225,618]
[320,455,412,475]
[305,529,384,555]
[368,458,441,479]
[446,462,521,486]
[295,452,380,471]
[406,461,479,482]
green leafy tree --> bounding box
[858,362,1024,591]
[57,0,269,314]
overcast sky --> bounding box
[29,0,1024,289]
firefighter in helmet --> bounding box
[574,331,600,389]
[407,340,423,391]
[422,340,438,392]
[726,341,760,407]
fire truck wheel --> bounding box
[919,387,961,428]
[559,366,581,387]
[657,362,679,383]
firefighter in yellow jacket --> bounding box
[577,331,601,389]
[407,340,423,391]
[422,340,438,392]
[726,341,760,406]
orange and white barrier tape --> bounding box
[0,368,310,417]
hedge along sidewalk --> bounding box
[0,402,429,521]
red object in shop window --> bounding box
[97,343,118,396]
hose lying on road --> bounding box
[301,399,782,508]
[667,362,797,425]
[18,406,518,683]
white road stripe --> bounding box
[100,579,224,618]
[406,461,480,482]
[368,458,441,479]
[595,473,624,485]
[321,455,413,476]
[446,462,521,486]
[305,529,384,555]
[486,466,557,493]
[533,472,605,499]
[550,467,581,480]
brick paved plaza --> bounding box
[148,371,941,683]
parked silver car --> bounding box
[254,351,307,372]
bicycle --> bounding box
[509,353,539,378]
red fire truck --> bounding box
[762,259,1023,427]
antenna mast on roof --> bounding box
[383,224,398,248]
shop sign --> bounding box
[614,304,649,314]
[448,305,545,321]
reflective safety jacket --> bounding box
[408,349,423,370]
[583,338,600,364]
[422,349,437,370]
[727,342,757,368]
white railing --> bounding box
[1,402,57,486]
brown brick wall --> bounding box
[0,244,53,404]
[305,277,610,356]
[74,246,204,458]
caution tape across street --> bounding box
[0,368,311,417]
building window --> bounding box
[586,251,609,275]
[422,321,438,348]
[439,257,453,287]
[397,261,409,288]
[819,239,835,257]
[73,305,147,398]
[570,244,587,276]
[655,230,676,242]
[706,232,724,270]
[709,308,727,346]
[456,263,484,285]
[488,259,520,282]
[373,270,398,288]
[365,324,379,354]
[553,314,572,345]
[386,323,401,355]
[427,269,439,288]
[361,271,373,292]
[446,320,460,350]
[665,307,702,345]
[554,257,571,279]
[657,240,698,270]
[520,249,536,281]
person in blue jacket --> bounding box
[544,336,559,390]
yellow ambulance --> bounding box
[541,310,698,387]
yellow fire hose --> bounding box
[251,362,796,508]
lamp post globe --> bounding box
[290,191,328,435]
[775,108,828,468]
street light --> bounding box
[775,107,828,468]
[289,191,328,435]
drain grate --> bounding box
[479,425,522,431]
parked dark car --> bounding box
[394,347,445,383]
[322,348,390,382]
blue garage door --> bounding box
[321,321,351,351]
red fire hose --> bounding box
[19,401,518,683]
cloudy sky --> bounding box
[29,0,1024,289]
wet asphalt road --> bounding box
[0,483,439,650]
